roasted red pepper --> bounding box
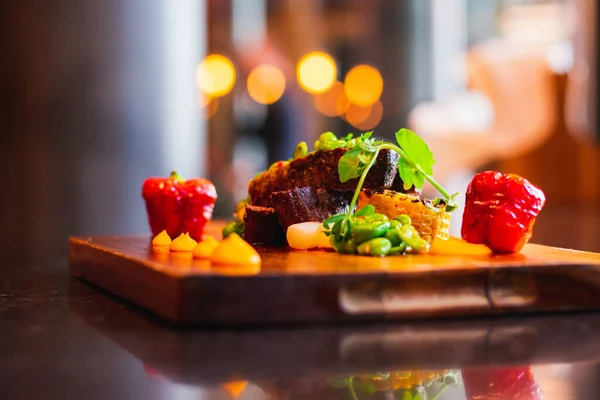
[142,171,217,241]
[462,366,543,400]
[461,171,545,253]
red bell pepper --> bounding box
[461,171,545,253]
[462,366,543,400]
[142,171,217,241]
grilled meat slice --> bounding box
[270,187,353,230]
[243,205,285,246]
[249,148,416,206]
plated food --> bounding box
[245,367,542,400]
[222,128,545,257]
[142,128,546,263]
[259,369,460,400]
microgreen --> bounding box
[337,128,457,215]
[353,204,375,217]
[324,128,458,252]
[395,128,434,189]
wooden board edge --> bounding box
[68,237,184,323]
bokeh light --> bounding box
[345,103,372,125]
[203,97,219,119]
[344,64,383,107]
[346,101,383,130]
[314,81,350,117]
[297,51,337,94]
[221,381,248,398]
[196,54,236,97]
[198,89,211,107]
[247,64,286,105]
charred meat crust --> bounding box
[243,205,286,246]
[249,148,416,206]
[270,187,353,230]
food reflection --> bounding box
[462,366,543,400]
[259,369,460,400]
[202,366,543,399]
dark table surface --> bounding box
[4,206,600,400]
[3,258,600,399]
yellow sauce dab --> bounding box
[429,236,492,256]
[211,233,261,266]
[151,230,171,253]
[193,236,220,259]
[170,232,198,252]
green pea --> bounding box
[319,131,337,142]
[384,227,402,246]
[390,220,401,229]
[331,237,356,254]
[357,238,392,256]
[387,242,407,255]
[395,214,411,226]
[364,213,388,223]
[315,140,337,151]
[293,141,307,159]
[314,132,349,151]
[397,224,430,253]
[234,198,248,213]
[223,220,244,238]
[352,220,390,244]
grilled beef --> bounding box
[243,205,285,246]
[249,148,416,206]
[270,187,353,230]
[244,148,421,246]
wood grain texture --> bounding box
[68,222,600,325]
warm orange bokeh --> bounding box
[297,51,337,94]
[345,102,372,125]
[345,100,383,130]
[344,64,383,107]
[204,97,219,119]
[198,89,212,107]
[314,81,350,117]
[354,100,383,130]
[196,54,236,97]
[247,64,286,104]
[222,380,248,398]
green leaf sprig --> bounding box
[323,129,457,255]
[338,128,457,215]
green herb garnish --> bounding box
[324,128,457,255]
[222,197,248,238]
[338,128,457,212]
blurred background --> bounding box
[0,0,598,263]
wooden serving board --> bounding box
[68,222,600,325]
